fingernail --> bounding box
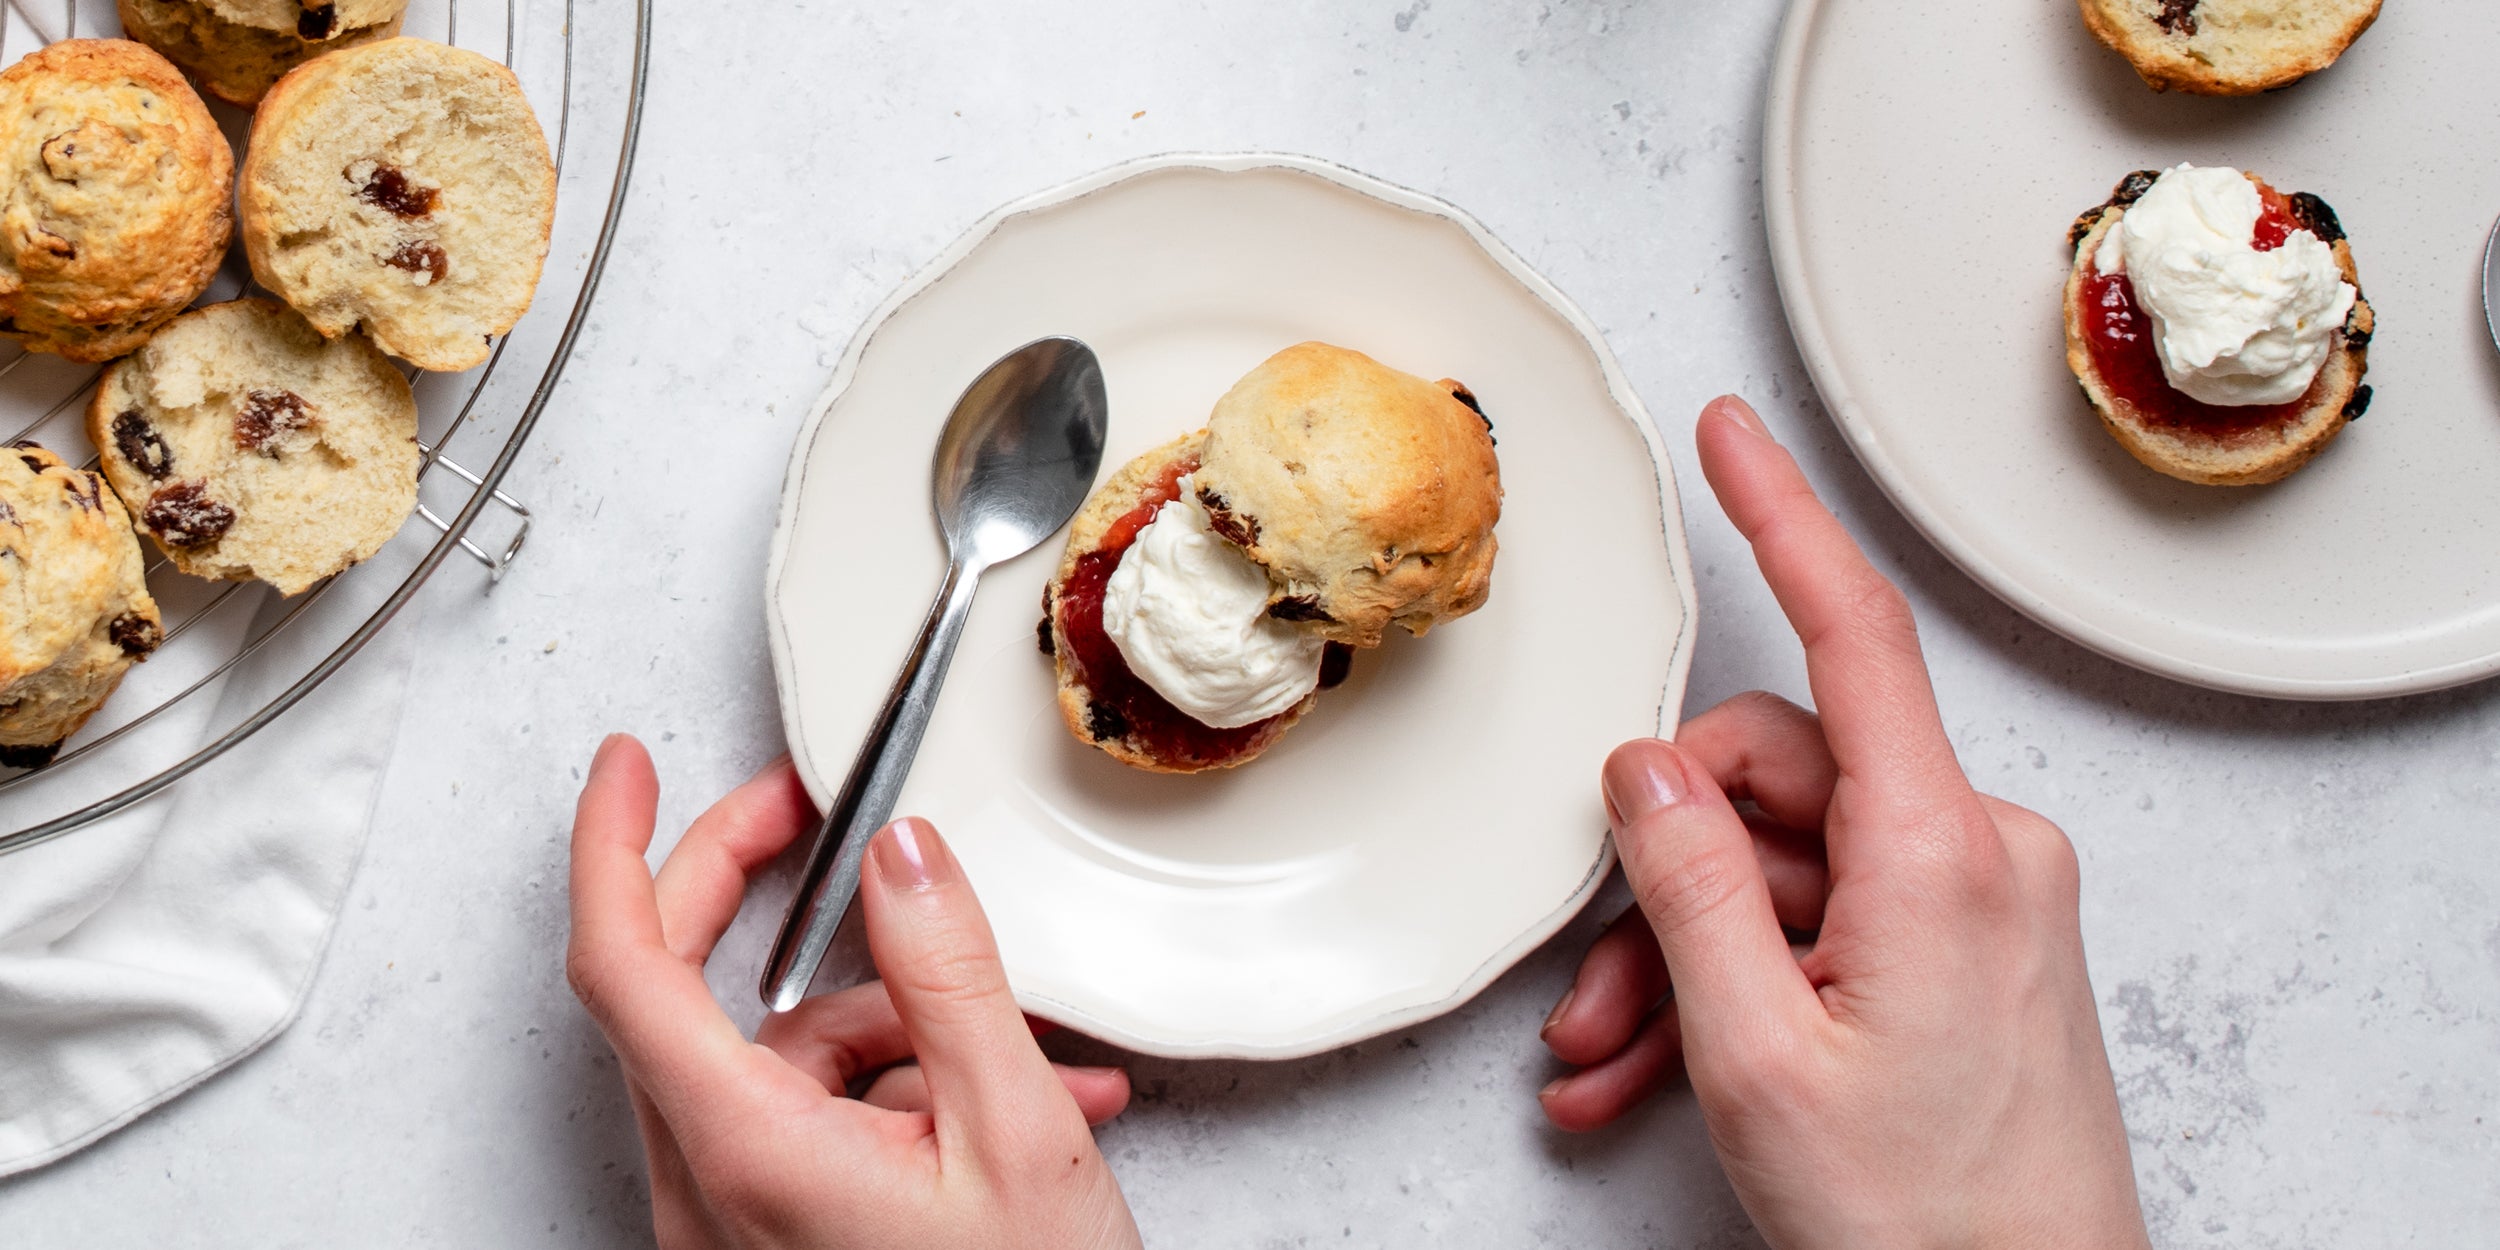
[874,817,945,891]
[1073,1064,1125,1078]
[589,732,628,775]
[1603,741,1689,826]
[1538,1077,1567,1101]
[1541,987,1576,1034]
[1705,394,1772,438]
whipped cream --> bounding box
[2095,164,2357,407]
[1102,475,1324,729]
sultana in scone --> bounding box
[0,443,163,768]
[240,37,555,372]
[0,39,231,362]
[89,298,419,594]
[118,0,408,107]
[2077,0,2383,95]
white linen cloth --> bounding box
[0,576,422,1177]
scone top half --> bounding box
[1190,343,1502,649]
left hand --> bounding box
[566,734,1142,1249]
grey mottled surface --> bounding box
[5,1,2497,1246]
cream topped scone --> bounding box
[1042,344,1502,773]
[2064,164,2374,486]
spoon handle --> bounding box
[762,554,986,1012]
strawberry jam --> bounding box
[2082,188,2316,437]
[1056,454,1319,770]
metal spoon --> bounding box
[761,336,1108,1013]
[2484,214,2500,355]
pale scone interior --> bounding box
[244,38,554,371]
[0,445,161,766]
[91,300,419,595]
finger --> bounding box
[859,817,1085,1157]
[1604,739,1819,1055]
[1693,397,1966,804]
[1675,692,1841,834]
[1746,813,1831,933]
[1539,1003,1686,1134]
[754,980,917,1095]
[566,736,795,1128]
[1542,905,1671,1067]
[861,1062,1134,1128]
[651,757,817,965]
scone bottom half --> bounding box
[0,442,163,769]
[2063,171,2373,488]
[2076,0,2385,96]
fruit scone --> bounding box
[2065,164,2372,486]
[119,0,408,107]
[2079,0,2383,95]
[88,299,420,595]
[0,39,231,363]
[1040,342,1502,773]
[0,444,163,769]
[241,37,555,372]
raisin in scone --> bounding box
[2065,166,2372,487]
[2078,0,2383,95]
[0,39,231,363]
[240,37,555,372]
[88,299,419,593]
[118,0,408,107]
[0,443,163,768]
[1189,342,1501,648]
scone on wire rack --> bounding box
[88,298,420,595]
[0,444,164,769]
[2064,165,2373,487]
[1041,344,1502,774]
[2078,0,2383,95]
[0,39,231,363]
[240,37,556,372]
[118,0,409,107]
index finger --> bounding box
[1693,397,1964,799]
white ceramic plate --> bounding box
[1767,1,2500,699]
[767,154,1695,1059]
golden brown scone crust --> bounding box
[241,37,556,371]
[1190,343,1502,648]
[201,0,404,34]
[119,0,407,108]
[2077,0,2382,95]
[0,443,162,768]
[2062,177,2373,488]
[0,39,231,363]
[1045,431,1319,774]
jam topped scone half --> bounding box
[2064,165,2372,486]
[1041,343,1503,773]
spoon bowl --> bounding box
[2483,214,2500,358]
[762,337,1107,1012]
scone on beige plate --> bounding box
[1042,344,1502,774]
[0,443,163,769]
[0,39,231,362]
[89,298,420,594]
[119,0,408,107]
[241,37,555,372]
[2078,0,2383,95]
[2064,166,2373,487]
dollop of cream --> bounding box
[2096,164,2357,407]
[1103,475,1324,729]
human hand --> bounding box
[1537,397,2149,1249]
[566,736,1142,1250]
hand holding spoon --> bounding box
[761,336,1107,1013]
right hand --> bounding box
[1537,396,2151,1248]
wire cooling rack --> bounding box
[0,0,649,852]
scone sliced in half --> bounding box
[0,39,231,362]
[118,0,408,107]
[2064,166,2373,487]
[241,37,555,372]
[0,444,163,768]
[89,299,420,594]
[2077,0,2383,95]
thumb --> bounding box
[860,818,1087,1159]
[1604,739,1818,1058]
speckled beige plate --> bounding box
[1769,0,2500,699]
[766,154,1695,1059]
